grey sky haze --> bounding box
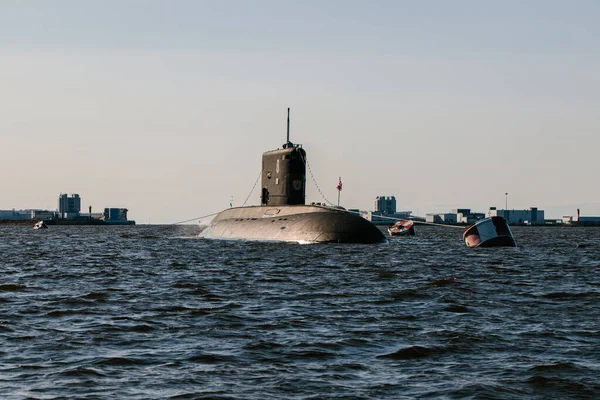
[1,1,599,223]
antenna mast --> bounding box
[287,108,290,144]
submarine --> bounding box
[199,109,385,244]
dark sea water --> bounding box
[1,224,599,399]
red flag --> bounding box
[336,177,342,191]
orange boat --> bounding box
[463,216,516,247]
[388,219,415,236]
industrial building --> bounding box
[58,193,81,219]
[575,216,600,223]
[103,208,131,224]
[426,213,457,224]
[563,209,600,226]
[426,209,485,224]
[361,195,413,225]
[375,196,397,215]
[1,193,134,225]
[0,209,31,220]
[488,207,544,225]
[0,209,57,221]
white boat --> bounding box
[33,221,48,230]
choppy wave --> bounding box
[1,224,599,398]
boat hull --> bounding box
[387,220,415,236]
[33,221,48,230]
[200,205,386,244]
[463,217,516,248]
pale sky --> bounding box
[1,0,599,223]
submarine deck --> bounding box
[200,204,385,244]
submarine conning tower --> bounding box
[261,108,307,206]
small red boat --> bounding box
[388,219,416,236]
[463,216,516,247]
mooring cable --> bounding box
[170,169,261,226]
[297,150,464,229]
[169,150,465,230]
[171,212,221,225]
[299,151,336,206]
[242,170,262,206]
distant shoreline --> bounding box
[1,219,597,228]
[412,222,600,228]
[0,219,135,226]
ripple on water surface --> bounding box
[1,224,599,398]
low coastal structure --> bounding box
[0,209,57,221]
[0,193,135,225]
[427,209,485,225]
[574,216,600,224]
[488,206,544,225]
[103,208,133,225]
[426,207,545,225]
[562,208,600,226]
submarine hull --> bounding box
[200,205,386,244]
